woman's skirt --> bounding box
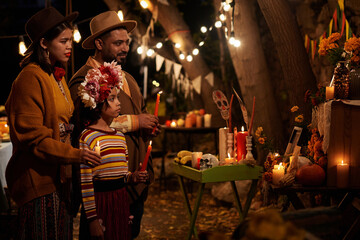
[17,191,72,240]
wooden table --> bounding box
[173,163,263,240]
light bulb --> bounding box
[192,48,199,55]
[223,3,231,11]
[73,25,81,43]
[234,40,241,47]
[117,10,124,21]
[229,36,236,45]
[199,41,204,47]
[175,43,181,49]
[146,48,154,57]
[139,0,148,9]
[219,14,226,21]
[186,54,193,62]
[200,26,207,33]
[179,53,185,60]
[137,46,143,54]
[156,42,163,49]
[18,36,27,56]
[215,21,222,28]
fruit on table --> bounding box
[177,150,192,158]
[199,109,205,116]
[295,163,325,186]
[165,120,171,127]
[180,155,192,165]
[177,118,184,127]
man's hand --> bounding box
[151,123,162,137]
[131,163,149,183]
[138,113,159,130]
[81,149,101,167]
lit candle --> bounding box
[170,120,177,128]
[236,126,248,161]
[141,140,152,171]
[272,163,285,185]
[337,160,349,188]
[204,114,211,127]
[225,153,234,165]
[95,141,101,155]
[326,86,335,100]
[152,91,162,134]
[191,152,203,169]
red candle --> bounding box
[236,126,248,161]
[141,140,152,171]
[152,91,162,134]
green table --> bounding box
[173,163,263,240]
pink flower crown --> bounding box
[78,61,123,109]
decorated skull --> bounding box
[212,90,229,120]
[200,154,219,170]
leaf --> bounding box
[232,87,249,129]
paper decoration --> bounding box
[192,75,202,94]
[172,74,176,90]
[156,54,165,71]
[184,79,189,99]
[165,59,173,75]
[190,84,194,100]
[205,72,214,87]
[212,90,230,121]
[173,63,182,79]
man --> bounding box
[69,11,160,238]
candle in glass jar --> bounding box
[170,120,177,128]
[272,163,285,185]
[337,160,349,188]
[326,86,335,100]
[95,141,101,155]
[225,153,234,165]
[236,126,248,161]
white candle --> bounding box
[272,163,285,185]
[204,114,211,127]
[219,127,229,164]
[95,141,101,155]
[337,160,349,188]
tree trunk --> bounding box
[214,0,286,155]
[257,0,318,116]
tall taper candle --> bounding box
[152,91,162,134]
[141,141,152,171]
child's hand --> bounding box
[81,149,101,167]
[89,219,105,239]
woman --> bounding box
[5,7,101,239]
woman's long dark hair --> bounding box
[20,22,73,74]
[71,99,110,148]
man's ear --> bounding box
[94,38,103,50]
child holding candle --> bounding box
[73,61,148,240]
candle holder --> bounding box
[227,132,234,157]
[241,135,256,165]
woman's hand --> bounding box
[81,148,101,167]
[89,219,105,240]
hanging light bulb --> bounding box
[139,0,148,9]
[18,36,27,56]
[199,41,205,47]
[192,48,199,55]
[146,48,155,57]
[137,46,143,54]
[117,10,124,21]
[223,3,231,11]
[200,26,207,33]
[219,13,226,22]
[214,21,222,28]
[229,32,235,45]
[234,40,241,47]
[73,24,81,43]
[179,52,185,60]
[174,43,181,49]
[186,54,193,62]
[156,42,163,49]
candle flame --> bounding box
[158,91,163,95]
[97,141,100,147]
[274,153,279,157]
[241,126,244,132]
[341,160,344,164]
[228,153,231,158]
[149,140,152,146]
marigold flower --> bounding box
[295,114,304,123]
[258,137,265,144]
[291,106,299,112]
[255,127,263,138]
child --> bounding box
[75,61,148,240]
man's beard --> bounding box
[103,53,127,66]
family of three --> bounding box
[5,7,160,240]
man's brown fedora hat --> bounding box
[82,11,137,49]
[25,7,78,55]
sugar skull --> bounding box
[200,154,219,170]
[212,90,229,120]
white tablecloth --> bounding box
[0,142,12,188]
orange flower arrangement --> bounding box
[344,36,360,67]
